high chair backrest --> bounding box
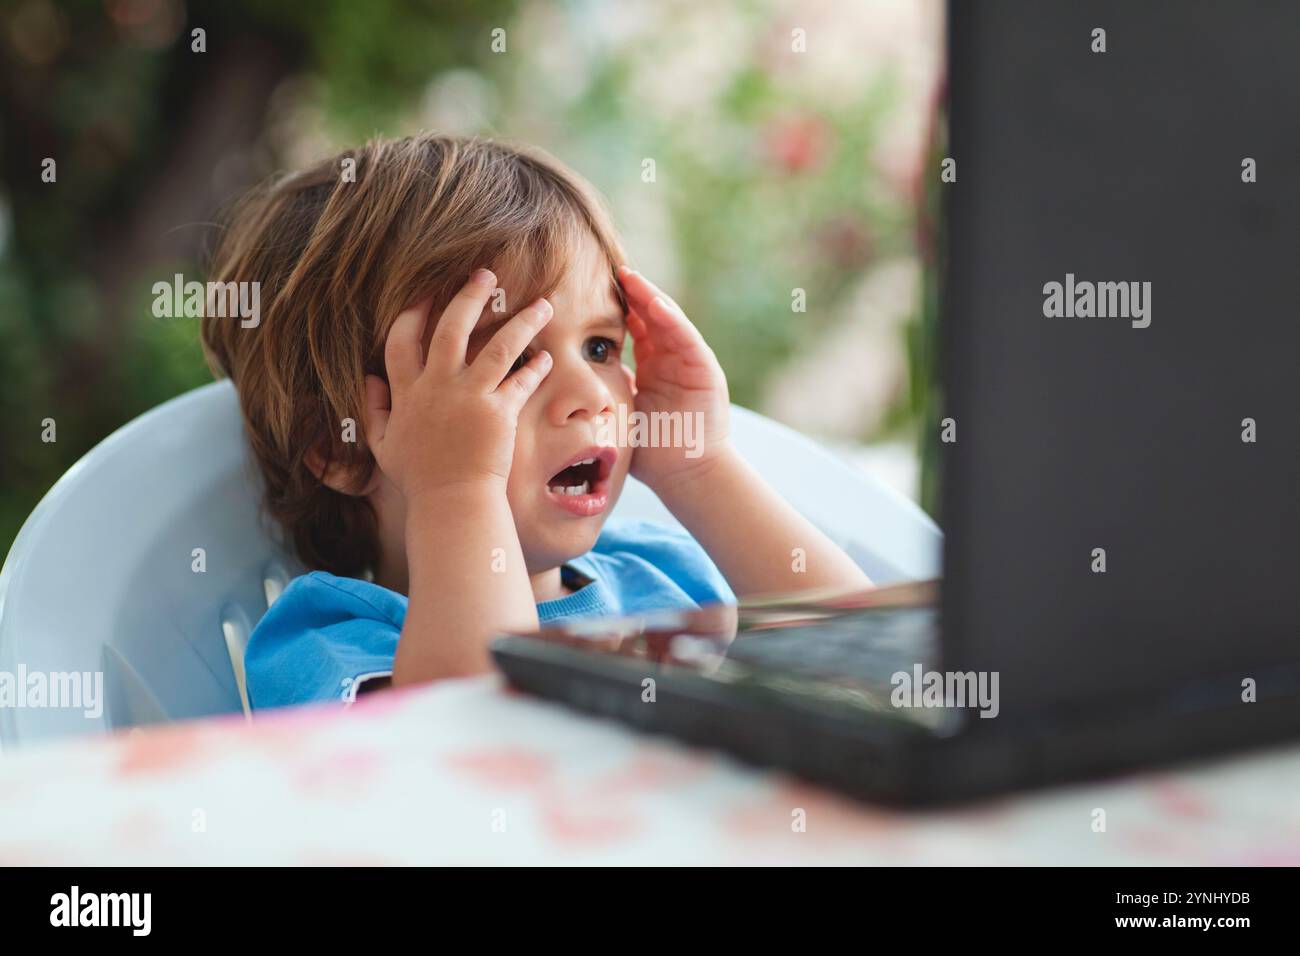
[0,381,940,749]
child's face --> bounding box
[474,235,633,572]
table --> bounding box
[1,675,1297,865]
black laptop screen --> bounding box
[939,0,1300,721]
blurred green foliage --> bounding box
[0,0,935,564]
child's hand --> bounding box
[617,267,733,493]
[363,269,554,505]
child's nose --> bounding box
[544,358,616,426]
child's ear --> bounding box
[304,439,381,497]
[305,444,379,496]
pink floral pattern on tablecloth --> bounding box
[1,674,1298,865]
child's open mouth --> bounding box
[545,446,616,517]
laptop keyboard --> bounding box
[724,607,939,688]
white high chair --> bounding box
[0,380,941,750]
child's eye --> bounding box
[584,336,619,363]
[508,349,531,375]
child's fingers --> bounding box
[632,301,717,381]
[362,374,392,449]
[643,295,704,348]
[427,268,499,372]
[470,297,553,387]
[629,298,693,354]
[497,349,553,411]
[619,268,704,349]
[615,264,652,301]
[626,308,656,365]
[655,300,719,368]
[617,266,684,316]
[385,299,433,392]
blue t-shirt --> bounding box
[244,518,734,711]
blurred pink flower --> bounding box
[763,113,831,174]
[814,215,874,270]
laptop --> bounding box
[490,0,1300,805]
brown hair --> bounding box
[201,133,627,576]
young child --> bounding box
[201,133,871,709]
